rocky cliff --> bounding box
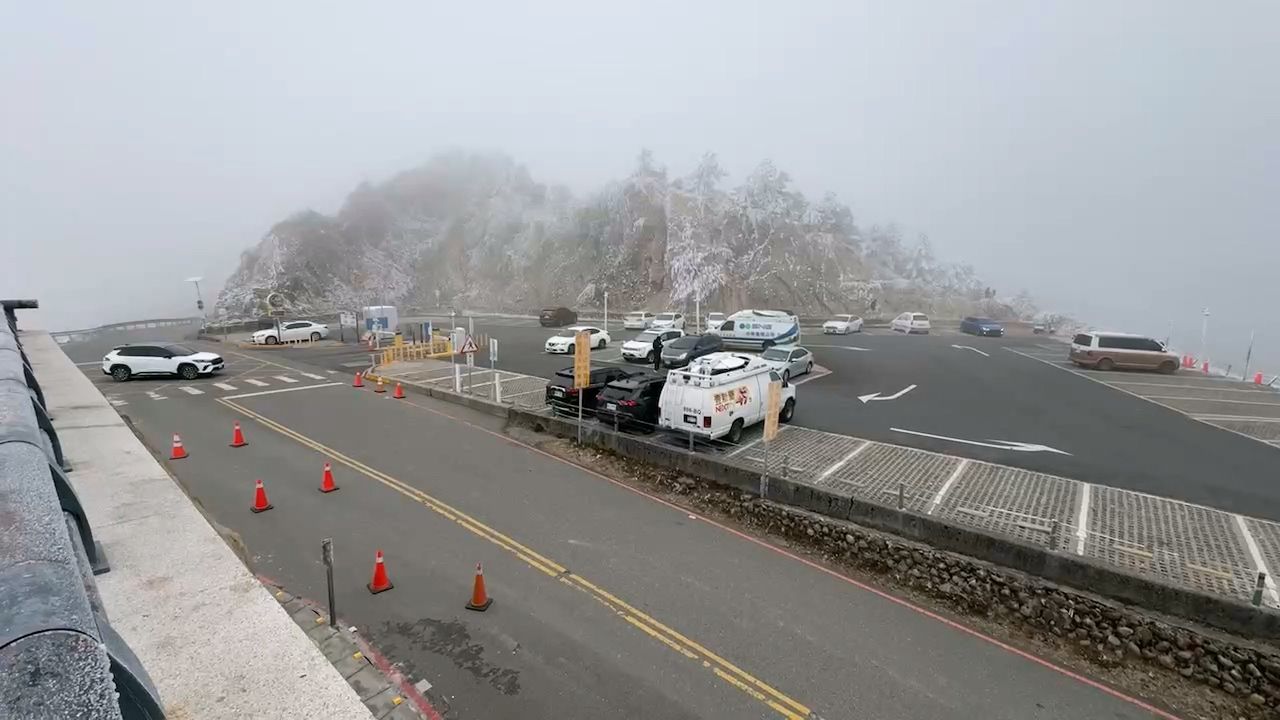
[217,150,1028,319]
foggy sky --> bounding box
[3,2,1277,370]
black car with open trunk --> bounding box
[545,365,638,416]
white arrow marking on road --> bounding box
[891,428,1071,455]
[858,384,917,403]
[951,344,990,357]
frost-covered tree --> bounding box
[666,152,730,305]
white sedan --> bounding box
[891,312,931,334]
[252,320,330,344]
[822,314,864,335]
[623,311,655,330]
[544,325,611,353]
[757,346,814,383]
[650,312,685,330]
[621,328,683,363]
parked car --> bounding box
[657,352,796,444]
[757,346,814,383]
[544,325,610,354]
[102,343,224,382]
[822,314,863,335]
[651,312,685,330]
[595,372,666,430]
[621,328,684,363]
[660,333,723,369]
[251,320,329,344]
[890,312,931,334]
[711,309,800,350]
[544,365,638,416]
[623,311,656,330]
[1069,332,1179,373]
[539,306,578,327]
[960,317,1005,337]
[704,312,726,333]
[1033,322,1054,335]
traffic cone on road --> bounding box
[1255,372,1265,385]
[1182,354,1192,368]
[374,377,386,394]
[465,563,493,611]
[229,422,247,448]
[1202,360,1210,375]
[367,550,393,594]
[170,433,188,460]
[250,479,272,513]
[319,462,338,493]
[393,382,405,399]
[353,372,364,388]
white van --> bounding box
[710,309,800,350]
[658,352,796,443]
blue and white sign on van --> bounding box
[712,310,800,349]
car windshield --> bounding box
[761,349,790,361]
[634,331,659,342]
[667,337,697,349]
[656,313,676,321]
[708,313,724,320]
[164,344,196,356]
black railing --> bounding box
[0,299,165,719]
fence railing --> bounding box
[1,299,165,719]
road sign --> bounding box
[266,292,285,310]
[763,381,782,442]
[489,337,498,363]
[573,330,591,389]
[339,311,356,327]
[460,335,479,354]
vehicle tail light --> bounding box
[619,399,638,407]
[703,416,711,428]
[567,388,578,396]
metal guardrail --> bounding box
[0,299,165,719]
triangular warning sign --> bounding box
[459,335,479,354]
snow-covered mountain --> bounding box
[217,150,1029,319]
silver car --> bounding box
[758,346,814,382]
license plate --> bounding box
[606,403,617,411]
[552,388,564,396]
[683,414,697,424]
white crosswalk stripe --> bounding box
[274,375,299,383]
[300,372,326,380]
[213,382,238,391]
[146,391,168,400]
[178,386,204,395]
[244,379,269,387]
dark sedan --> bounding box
[545,365,638,416]
[595,372,665,431]
[960,317,1005,337]
[539,306,578,327]
[660,334,723,369]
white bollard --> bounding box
[454,364,462,393]
[494,373,502,403]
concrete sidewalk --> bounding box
[25,330,373,719]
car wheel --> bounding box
[178,364,199,380]
[726,419,744,444]
[805,362,813,375]
[646,351,655,363]
[310,332,321,342]
[1096,358,1115,371]
[782,370,791,383]
[598,338,607,349]
[265,335,278,345]
[110,365,131,382]
[566,343,574,354]
[1159,360,1178,375]
[780,398,795,422]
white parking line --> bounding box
[300,372,326,380]
[222,382,344,400]
[273,375,299,384]
[213,382,238,391]
[244,379,269,387]
[1235,515,1280,606]
[1074,484,1091,555]
[726,434,767,458]
[146,391,168,400]
[1108,381,1274,394]
[1142,395,1280,407]
[178,386,204,395]
[108,398,128,407]
[817,441,871,482]
[791,366,832,386]
[1193,414,1280,422]
[928,459,970,515]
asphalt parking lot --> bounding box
[393,315,1280,521]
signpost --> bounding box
[321,538,336,629]
[338,311,356,343]
[460,334,479,394]
[761,380,782,497]
[489,338,500,401]
[574,330,591,443]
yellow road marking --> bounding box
[218,396,813,719]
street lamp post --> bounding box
[603,291,608,333]
[1200,307,1210,363]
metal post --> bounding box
[322,538,336,628]
[577,392,583,444]
[762,440,770,497]
[695,297,700,333]
[603,291,608,333]
[1049,520,1060,550]
[494,372,502,402]
[688,429,694,452]
[454,364,462,393]
[1200,307,1210,363]
[1253,571,1267,607]
[897,482,904,510]
[781,453,790,480]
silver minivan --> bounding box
[1069,332,1179,374]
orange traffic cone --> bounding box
[353,372,364,388]
[465,562,493,611]
[319,462,338,493]
[170,433,188,460]
[367,550,393,594]
[1256,372,1265,385]
[229,421,247,448]
[250,479,272,513]
[373,377,386,394]
[1202,360,1210,375]
[393,382,405,399]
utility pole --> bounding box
[1200,307,1211,362]
[603,291,608,333]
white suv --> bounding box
[102,343,224,382]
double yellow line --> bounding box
[218,396,812,720]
